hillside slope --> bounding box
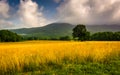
[10,23,120,38]
[11,23,75,38]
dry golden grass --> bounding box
[0,41,120,74]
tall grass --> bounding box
[0,41,120,75]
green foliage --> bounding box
[72,24,90,41]
[73,25,120,41]
[59,36,71,40]
[91,32,120,41]
[25,37,40,40]
[24,36,72,41]
[113,32,120,41]
[0,30,23,42]
[84,31,91,41]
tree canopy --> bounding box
[91,31,120,41]
[72,24,90,41]
[0,30,23,42]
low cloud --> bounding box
[19,0,49,27]
[0,20,14,29]
[57,0,120,25]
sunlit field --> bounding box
[0,41,120,75]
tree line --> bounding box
[0,30,23,42]
[72,24,120,41]
[0,24,120,42]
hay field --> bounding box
[0,41,120,75]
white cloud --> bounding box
[0,0,52,29]
[57,0,120,25]
[0,0,13,29]
[19,0,49,27]
[0,0,9,18]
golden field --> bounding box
[0,41,120,74]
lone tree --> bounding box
[0,30,23,42]
[72,24,90,41]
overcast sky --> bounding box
[0,0,120,29]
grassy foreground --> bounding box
[0,41,120,75]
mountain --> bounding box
[11,23,75,39]
[10,23,120,39]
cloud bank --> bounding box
[1,0,120,29]
[57,0,120,25]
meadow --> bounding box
[0,41,120,75]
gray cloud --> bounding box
[56,0,120,25]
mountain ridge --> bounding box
[10,23,120,38]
